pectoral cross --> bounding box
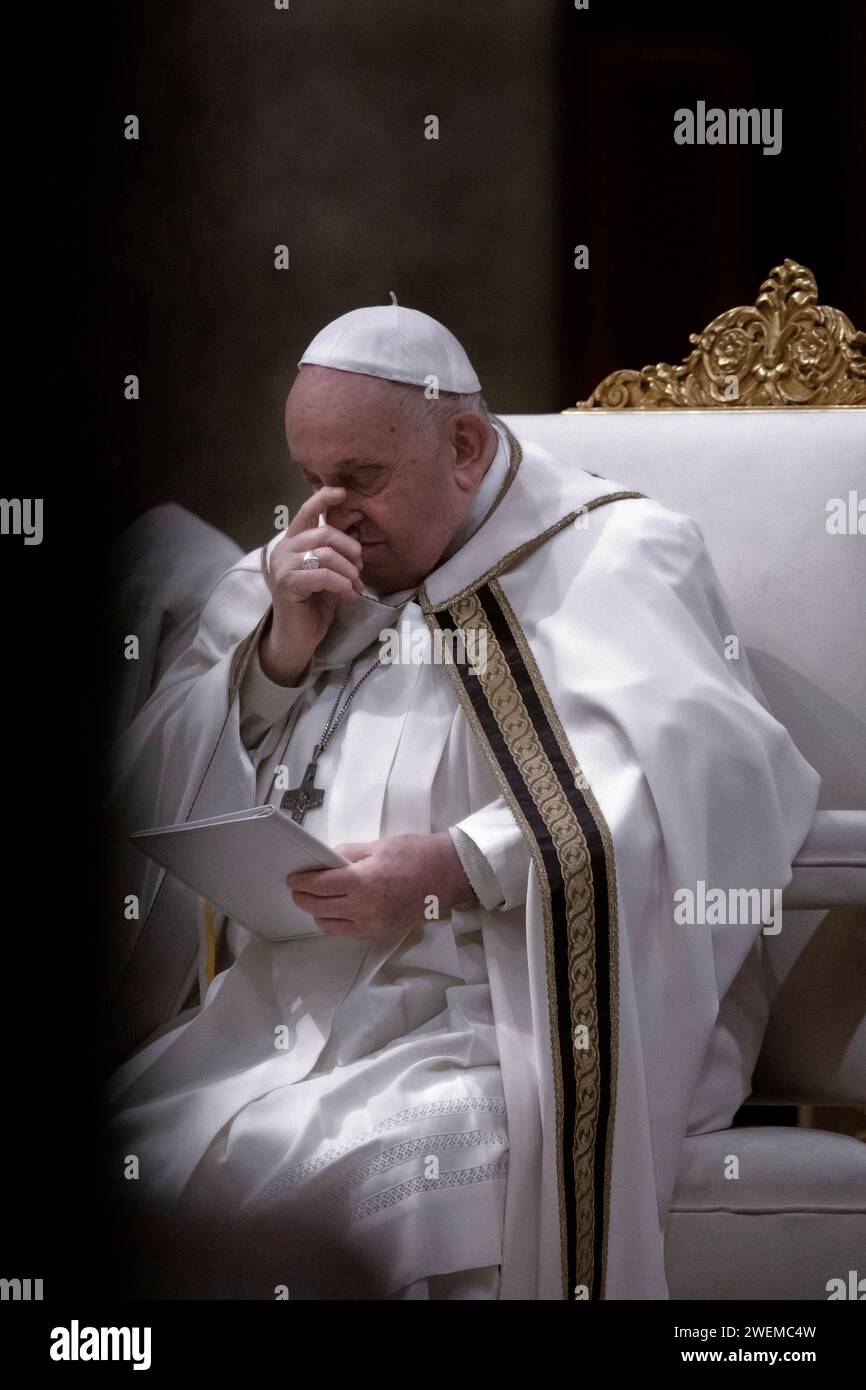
[281,749,325,825]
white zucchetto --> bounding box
[298,303,482,394]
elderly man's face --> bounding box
[284,366,492,594]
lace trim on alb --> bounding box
[249,1096,507,1209]
[320,1128,508,1199]
[351,1154,509,1224]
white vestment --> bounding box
[108,503,243,742]
[105,418,819,1299]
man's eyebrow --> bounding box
[293,457,388,480]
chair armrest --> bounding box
[782,810,866,909]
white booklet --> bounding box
[130,804,350,942]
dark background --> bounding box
[2,0,863,1305]
[90,0,866,550]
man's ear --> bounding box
[451,412,494,490]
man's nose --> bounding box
[325,501,364,533]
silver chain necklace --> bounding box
[280,658,383,824]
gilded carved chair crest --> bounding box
[571,259,866,409]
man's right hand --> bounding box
[259,486,363,686]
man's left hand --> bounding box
[287,831,477,939]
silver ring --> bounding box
[302,550,320,570]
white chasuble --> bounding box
[105,419,819,1300]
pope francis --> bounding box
[104,303,820,1301]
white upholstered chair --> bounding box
[502,258,866,1300]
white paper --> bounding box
[131,804,349,942]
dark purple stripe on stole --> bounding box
[433,586,612,1299]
